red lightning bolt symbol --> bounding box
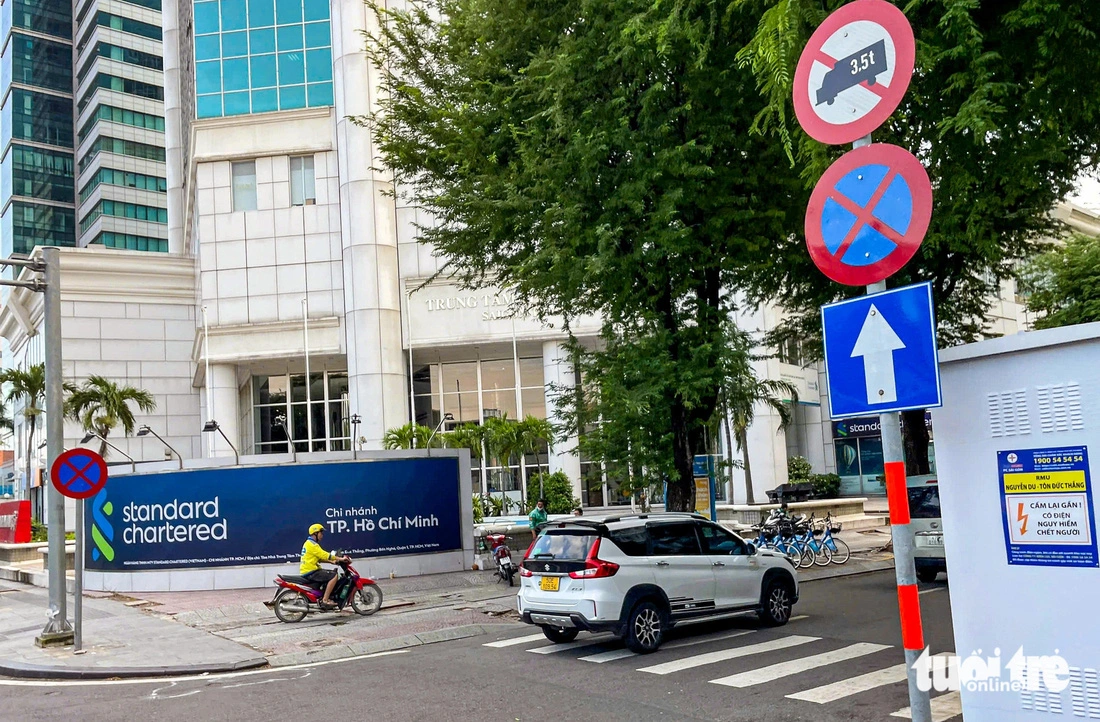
[1017,502,1029,535]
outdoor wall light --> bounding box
[201,420,239,466]
[79,431,136,473]
[137,425,183,470]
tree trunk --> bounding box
[25,416,35,503]
[667,398,695,512]
[901,409,931,475]
[737,427,755,505]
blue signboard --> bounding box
[821,281,941,419]
[998,446,1097,568]
[86,458,463,571]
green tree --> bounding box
[526,471,580,514]
[2,364,52,495]
[363,0,808,510]
[66,375,156,459]
[516,415,554,495]
[735,0,1100,475]
[1020,234,1100,329]
[726,376,797,505]
[383,422,442,449]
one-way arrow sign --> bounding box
[850,303,905,405]
[821,282,941,419]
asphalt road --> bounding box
[1,570,956,722]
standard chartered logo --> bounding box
[91,488,114,562]
[122,497,228,543]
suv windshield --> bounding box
[908,486,941,519]
[529,531,597,561]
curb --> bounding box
[0,655,269,681]
[799,558,895,583]
[266,622,518,668]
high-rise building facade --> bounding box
[0,0,168,259]
[1,0,77,257]
[73,0,168,252]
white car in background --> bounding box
[516,512,799,653]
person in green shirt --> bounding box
[529,498,548,539]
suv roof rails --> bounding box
[599,511,708,525]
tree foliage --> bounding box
[365,0,807,510]
[383,422,443,449]
[735,0,1100,352]
[66,375,156,459]
[734,0,1100,475]
[1020,233,1100,329]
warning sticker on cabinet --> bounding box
[998,446,1098,568]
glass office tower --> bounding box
[0,0,77,256]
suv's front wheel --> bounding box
[759,578,794,627]
[542,626,579,644]
[624,600,665,654]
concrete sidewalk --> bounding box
[0,579,266,679]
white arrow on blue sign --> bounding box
[821,281,942,419]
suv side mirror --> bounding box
[745,542,757,555]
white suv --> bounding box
[517,512,798,653]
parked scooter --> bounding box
[268,554,383,622]
[486,533,518,586]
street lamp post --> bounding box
[136,425,183,470]
[274,413,296,463]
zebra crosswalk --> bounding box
[480,625,963,720]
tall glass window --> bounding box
[289,155,315,205]
[5,0,73,40]
[9,33,73,93]
[411,356,549,503]
[251,372,350,453]
[194,0,333,118]
[3,145,75,204]
[1,202,75,257]
[6,89,74,148]
[231,161,257,211]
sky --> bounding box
[1069,173,1100,213]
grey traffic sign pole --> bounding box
[855,133,931,722]
[74,497,84,652]
[38,247,74,645]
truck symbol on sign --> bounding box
[816,39,887,106]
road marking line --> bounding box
[787,653,952,703]
[638,635,819,675]
[527,634,615,654]
[918,587,944,596]
[889,690,963,721]
[710,642,891,688]
[579,630,756,664]
[483,633,547,648]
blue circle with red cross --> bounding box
[805,143,932,286]
[51,448,108,500]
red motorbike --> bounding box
[269,555,383,622]
[487,533,518,586]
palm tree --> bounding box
[724,377,797,505]
[515,415,554,498]
[2,364,49,496]
[66,375,156,458]
[382,423,440,449]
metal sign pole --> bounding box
[37,246,73,645]
[74,497,84,653]
[865,273,931,721]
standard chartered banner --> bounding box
[86,458,462,571]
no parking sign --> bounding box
[51,448,108,500]
[805,143,931,286]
